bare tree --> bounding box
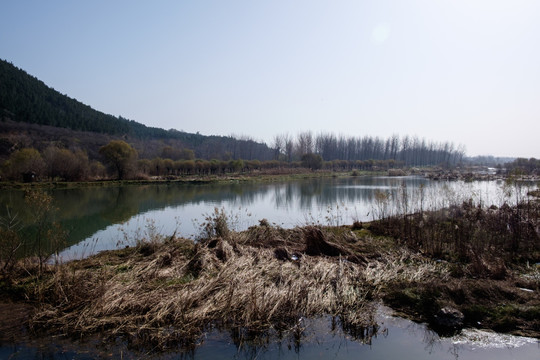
[272,134,285,161]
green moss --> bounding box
[462,303,539,332]
[520,306,540,320]
[116,264,132,273]
[384,287,421,312]
[353,228,371,238]
[463,304,491,324]
[493,315,519,332]
[383,284,442,321]
[166,274,195,286]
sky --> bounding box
[1,0,539,158]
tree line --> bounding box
[504,157,540,175]
[0,129,466,182]
[1,58,464,173]
[272,131,464,166]
[1,136,465,182]
[1,58,467,181]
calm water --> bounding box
[2,306,538,359]
[0,176,533,260]
[1,176,538,359]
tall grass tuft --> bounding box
[370,183,540,278]
[27,220,445,351]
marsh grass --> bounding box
[363,181,540,336]
[368,178,540,278]
[371,199,540,274]
[22,217,447,351]
[6,181,540,353]
[0,190,67,280]
[0,205,23,277]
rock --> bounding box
[434,307,464,329]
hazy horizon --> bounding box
[2,1,539,158]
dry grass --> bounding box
[370,199,540,274]
[24,224,446,350]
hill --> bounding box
[0,59,472,178]
[0,59,274,161]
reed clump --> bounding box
[21,221,445,351]
[370,199,540,277]
[369,197,540,337]
[4,202,539,351]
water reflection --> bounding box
[2,306,537,359]
[0,176,535,260]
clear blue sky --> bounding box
[2,0,539,158]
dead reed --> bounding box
[370,198,540,277]
[26,221,445,351]
[11,199,538,351]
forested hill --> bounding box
[0,59,274,160]
[0,59,168,137]
[1,59,467,168]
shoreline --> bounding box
[0,171,538,354]
[1,216,538,353]
[0,169,361,189]
[3,165,537,190]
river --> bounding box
[2,306,538,359]
[1,176,538,359]
[0,176,535,261]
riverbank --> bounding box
[1,208,538,353]
[3,164,532,190]
[0,169,373,189]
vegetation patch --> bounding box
[0,220,451,350]
[0,201,538,352]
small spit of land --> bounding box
[1,197,539,354]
